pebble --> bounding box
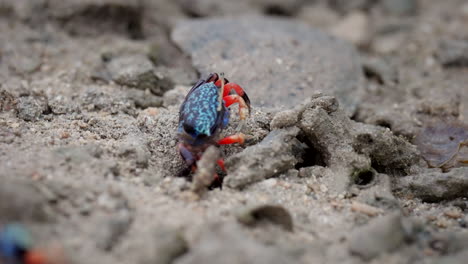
[331,12,371,47]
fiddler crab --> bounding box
[177,72,251,185]
[0,224,54,264]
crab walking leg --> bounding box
[223,94,249,120]
[178,143,196,166]
[218,133,245,145]
[217,159,226,172]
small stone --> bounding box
[59,131,70,139]
[436,39,468,68]
[319,184,328,193]
[362,57,398,85]
[16,94,49,121]
[270,109,299,129]
[331,12,371,47]
[351,201,384,217]
[372,33,405,54]
[297,4,340,29]
[0,90,17,112]
[444,209,463,219]
[382,0,417,16]
[126,88,163,108]
[106,54,173,95]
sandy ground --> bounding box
[0,0,467,263]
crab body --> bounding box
[177,73,251,179]
[178,81,230,147]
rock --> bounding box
[331,11,371,47]
[126,88,164,109]
[0,178,50,222]
[175,222,294,264]
[172,17,365,113]
[0,90,17,112]
[49,0,143,38]
[16,94,49,121]
[434,250,468,264]
[372,32,405,54]
[270,109,299,129]
[382,0,417,16]
[362,56,398,85]
[106,54,174,95]
[48,95,79,115]
[224,127,305,189]
[436,39,468,68]
[297,4,340,29]
[395,167,468,202]
[139,226,188,264]
[348,212,410,260]
[237,204,293,231]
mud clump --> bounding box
[224,127,305,189]
[105,54,174,96]
[139,226,188,264]
[191,146,221,195]
[0,178,51,222]
[395,167,468,202]
[0,90,17,112]
[348,212,412,260]
[16,93,49,121]
[437,39,468,68]
[296,95,420,193]
[175,222,295,264]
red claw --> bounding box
[218,133,245,145]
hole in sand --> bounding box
[352,169,376,187]
[264,5,293,16]
[295,134,326,169]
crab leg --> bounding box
[215,81,251,112]
[218,133,245,145]
[217,159,226,172]
[178,143,196,166]
[223,94,249,120]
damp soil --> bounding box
[0,1,467,264]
